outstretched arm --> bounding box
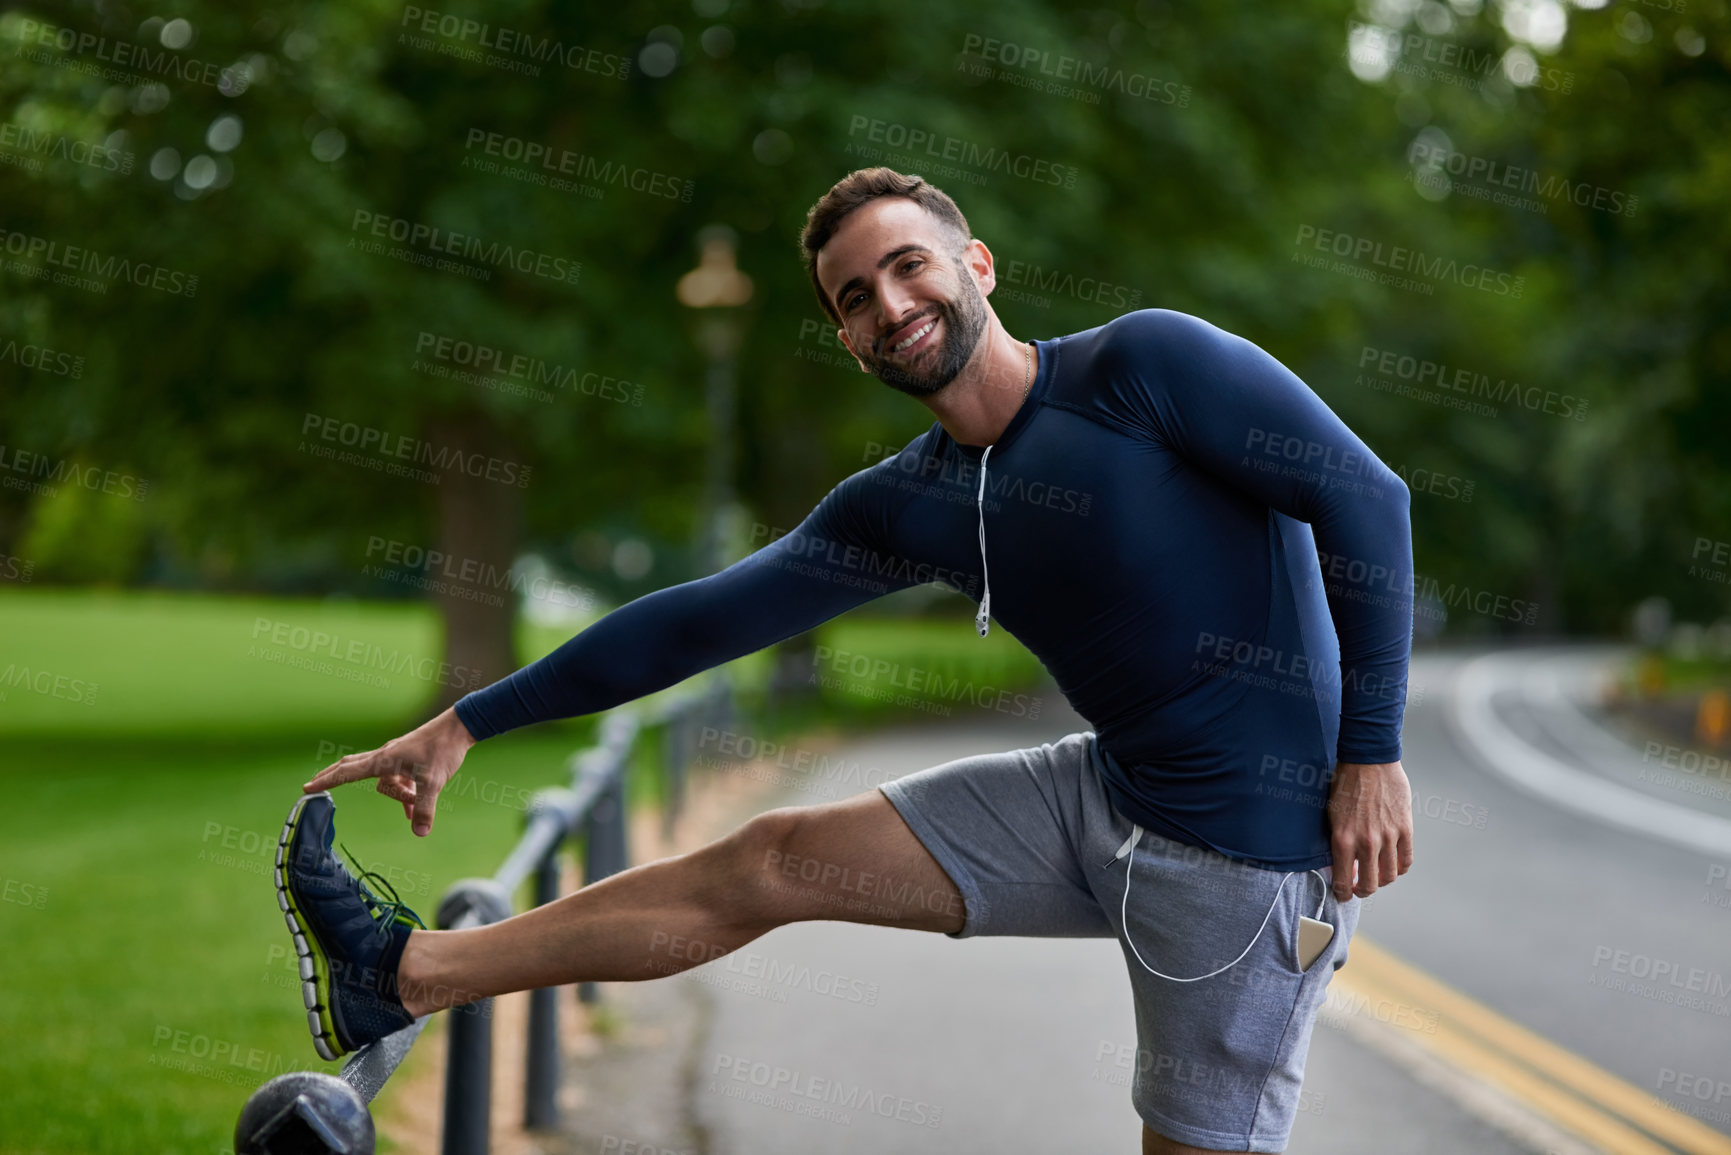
[304,469,920,835]
[451,502,917,740]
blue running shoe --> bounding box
[276,791,425,1060]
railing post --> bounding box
[709,680,727,736]
[524,848,562,1130]
[436,879,514,1155]
[578,773,629,1006]
[662,710,688,838]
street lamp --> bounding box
[677,224,754,575]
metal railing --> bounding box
[235,679,733,1155]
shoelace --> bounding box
[338,842,426,938]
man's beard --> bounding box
[858,279,989,399]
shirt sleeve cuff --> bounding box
[1335,745,1402,766]
[452,695,495,744]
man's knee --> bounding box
[709,806,808,925]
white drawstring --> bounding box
[974,444,993,637]
[1107,823,1330,982]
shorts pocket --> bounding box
[1114,833,1303,984]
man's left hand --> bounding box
[1326,760,1413,902]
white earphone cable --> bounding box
[974,443,993,637]
[1109,823,1329,982]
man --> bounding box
[281,166,1415,1155]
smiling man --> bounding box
[284,167,1415,1154]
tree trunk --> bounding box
[421,410,524,720]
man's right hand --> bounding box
[303,706,478,837]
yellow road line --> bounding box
[1333,961,1668,1154]
[1333,937,1731,1155]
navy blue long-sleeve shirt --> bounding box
[454,308,1413,870]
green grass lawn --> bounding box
[0,587,1046,1154]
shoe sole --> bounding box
[276,792,347,1062]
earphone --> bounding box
[1105,824,1336,981]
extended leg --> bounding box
[395,788,964,1017]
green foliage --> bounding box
[0,0,1726,630]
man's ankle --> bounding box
[394,931,433,1018]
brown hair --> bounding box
[799,167,972,325]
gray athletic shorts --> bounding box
[877,730,1360,1153]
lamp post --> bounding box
[676,224,754,576]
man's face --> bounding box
[815,198,993,398]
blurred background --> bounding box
[1,0,1727,1152]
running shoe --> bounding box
[276,791,425,1060]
